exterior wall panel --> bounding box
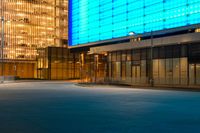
[69,0,200,47]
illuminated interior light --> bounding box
[16,2,23,5]
[195,28,200,32]
[16,13,25,16]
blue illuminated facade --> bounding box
[69,0,200,47]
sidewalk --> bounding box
[77,82,200,92]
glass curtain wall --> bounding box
[1,0,55,60]
[0,0,68,60]
[0,0,68,78]
[79,53,107,83]
[69,0,200,46]
[108,44,200,86]
[188,43,200,85]
[37,47,80,80]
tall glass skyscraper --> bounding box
[0,0,68,78]
[69,0,200,46]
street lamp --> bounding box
[1,0,4,83]
[94,54,99,83]
[129,31,136,36]
[150,30,154,87]
[128,31,137,44]
[80,53,84,83]
[1,16,4,83]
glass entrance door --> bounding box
[196,64,200,85]
[132,65,141,84]
[189,64,200,85]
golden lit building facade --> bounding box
[0,0,68,79]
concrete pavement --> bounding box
[0,81,200,133]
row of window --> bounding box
[108,45,188,62]
[107,44,200,85]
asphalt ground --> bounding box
[0,81,199,133]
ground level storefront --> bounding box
[2,40,199,88]
[106,43,200,87]
[1,44,199,88]
[88,31,200,87]
[36,44,200,87]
